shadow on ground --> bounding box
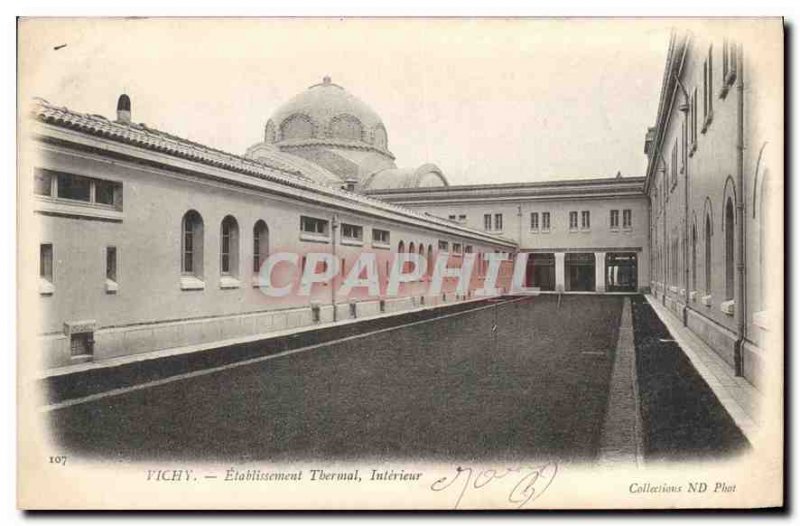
[630,295,751,461]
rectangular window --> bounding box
[341,223,363,241]
[372,228,390,245]
[458,214,466,223]
[494,213,503,231]
[94,179,118,206]
[569,211,578,230]
[542,212,550,231]
[57,172,91,202]
[623,209,632,229]
[452,243,462,254]
[448,214,457,221]
[300,216,329,236]
[106,246,117,281]
[37,168,122,208]
[530,212,539,231]
[581,211,590,230]
[610,209,619,229]
[34,168,53,196]
[483,214,492,231]
[40,243,53,281]
[438,240,449,251]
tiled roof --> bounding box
[30,98,515,247]
[32,98,305,177]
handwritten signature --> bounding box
[430,462,558,509]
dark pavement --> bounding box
[49,295,624,463]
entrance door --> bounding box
[565,253,595,291]
[525,253,555,291]
[605,253,638,292]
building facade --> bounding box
[23,93,515,370]
[368,177,650,293]
[643,31,782,387]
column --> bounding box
[555,252,565,292]
[595,252,606,292]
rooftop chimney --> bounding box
[343,176,358,192]
[643,126,656,156]
[116,94,131,124]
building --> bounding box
[368,177,649,293]
[641,31,782,387]
[23,29,781,390]
[24,85,515,370]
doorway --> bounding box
[605,252,638,292]
[565,252,595,291]
[525,253,555,291]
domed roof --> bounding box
[265,76,392,158]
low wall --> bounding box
[40,292,467,369]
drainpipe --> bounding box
[658,152,668,306]
[331,213,339,322]
[734,45,746,377]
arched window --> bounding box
[253,220,269,274]
[280,114,315,140]
[329,114,364,142]
[758,170,770,310]
[182,210,204,276]
[427,245,434,276]
[705,214,712,293]
[220,215,239,277]
[724,198,735,300]
[418,243,425,280]
[398,241,405,253]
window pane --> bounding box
[57,173,91,201]
[106,247,117,281]
[183,218,194,273]
[95,179,117,205]
[34,169,52,196]
[40,243,53,280]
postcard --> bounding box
[17,17,784,510]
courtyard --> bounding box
[48,295,748,463]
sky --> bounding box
[19,18,673,185]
